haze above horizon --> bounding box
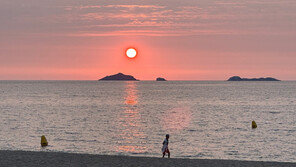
[0,0,295,80]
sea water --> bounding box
[0,81,295,162]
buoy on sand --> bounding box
[41,135,48,147]
[252,121,257,129]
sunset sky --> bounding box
[0,0,295,80]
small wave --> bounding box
[65,132,80,135]
[225,150,239,155]
[194,152,214,158]
[130,151,150,155]
[269,111,281,114]
[54,138,98,143]
[187,129,197,132]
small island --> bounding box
[156,77,166,81]
[227,76,280,81]
[99,73,139,81]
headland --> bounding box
[227,76,280,81]
[156,77,167,81]
[99,73,139,81]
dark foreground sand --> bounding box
[0,150,295,167]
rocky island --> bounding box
[156,77,166,81]
[99,73,139,81]
[227,76,280,81]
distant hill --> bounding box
[99,73,139,81]
[227,76,280,81]
[156,77,166,81]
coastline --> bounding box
[0,150,295,167]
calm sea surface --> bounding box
[0,81,295,162]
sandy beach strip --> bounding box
[0,150,295,167]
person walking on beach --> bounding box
[162,134,170,158]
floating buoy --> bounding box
[252,121,257,129]
[41,135,48,147]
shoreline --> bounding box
[0,150,295,167]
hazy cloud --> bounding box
[1,0,295,36]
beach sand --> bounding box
[0,150,295,167]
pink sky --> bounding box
[0,0,295,80]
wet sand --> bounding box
[0,150,295,167]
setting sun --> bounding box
[126,48,137,59]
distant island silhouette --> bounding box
[227,76,280,81]
[99,73,139,81]
[156,77,166,81]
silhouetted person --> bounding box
[162,134,170,158]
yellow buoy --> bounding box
[41,135,48,147]
[252,121,257,129]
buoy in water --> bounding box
[252,121,257,129]
[41,135,48,147]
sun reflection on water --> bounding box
[116,81,147,154]
[162,106,192,132]
[124,82,138,106]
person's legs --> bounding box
[167,149,170,158]
[162,152,165,158]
